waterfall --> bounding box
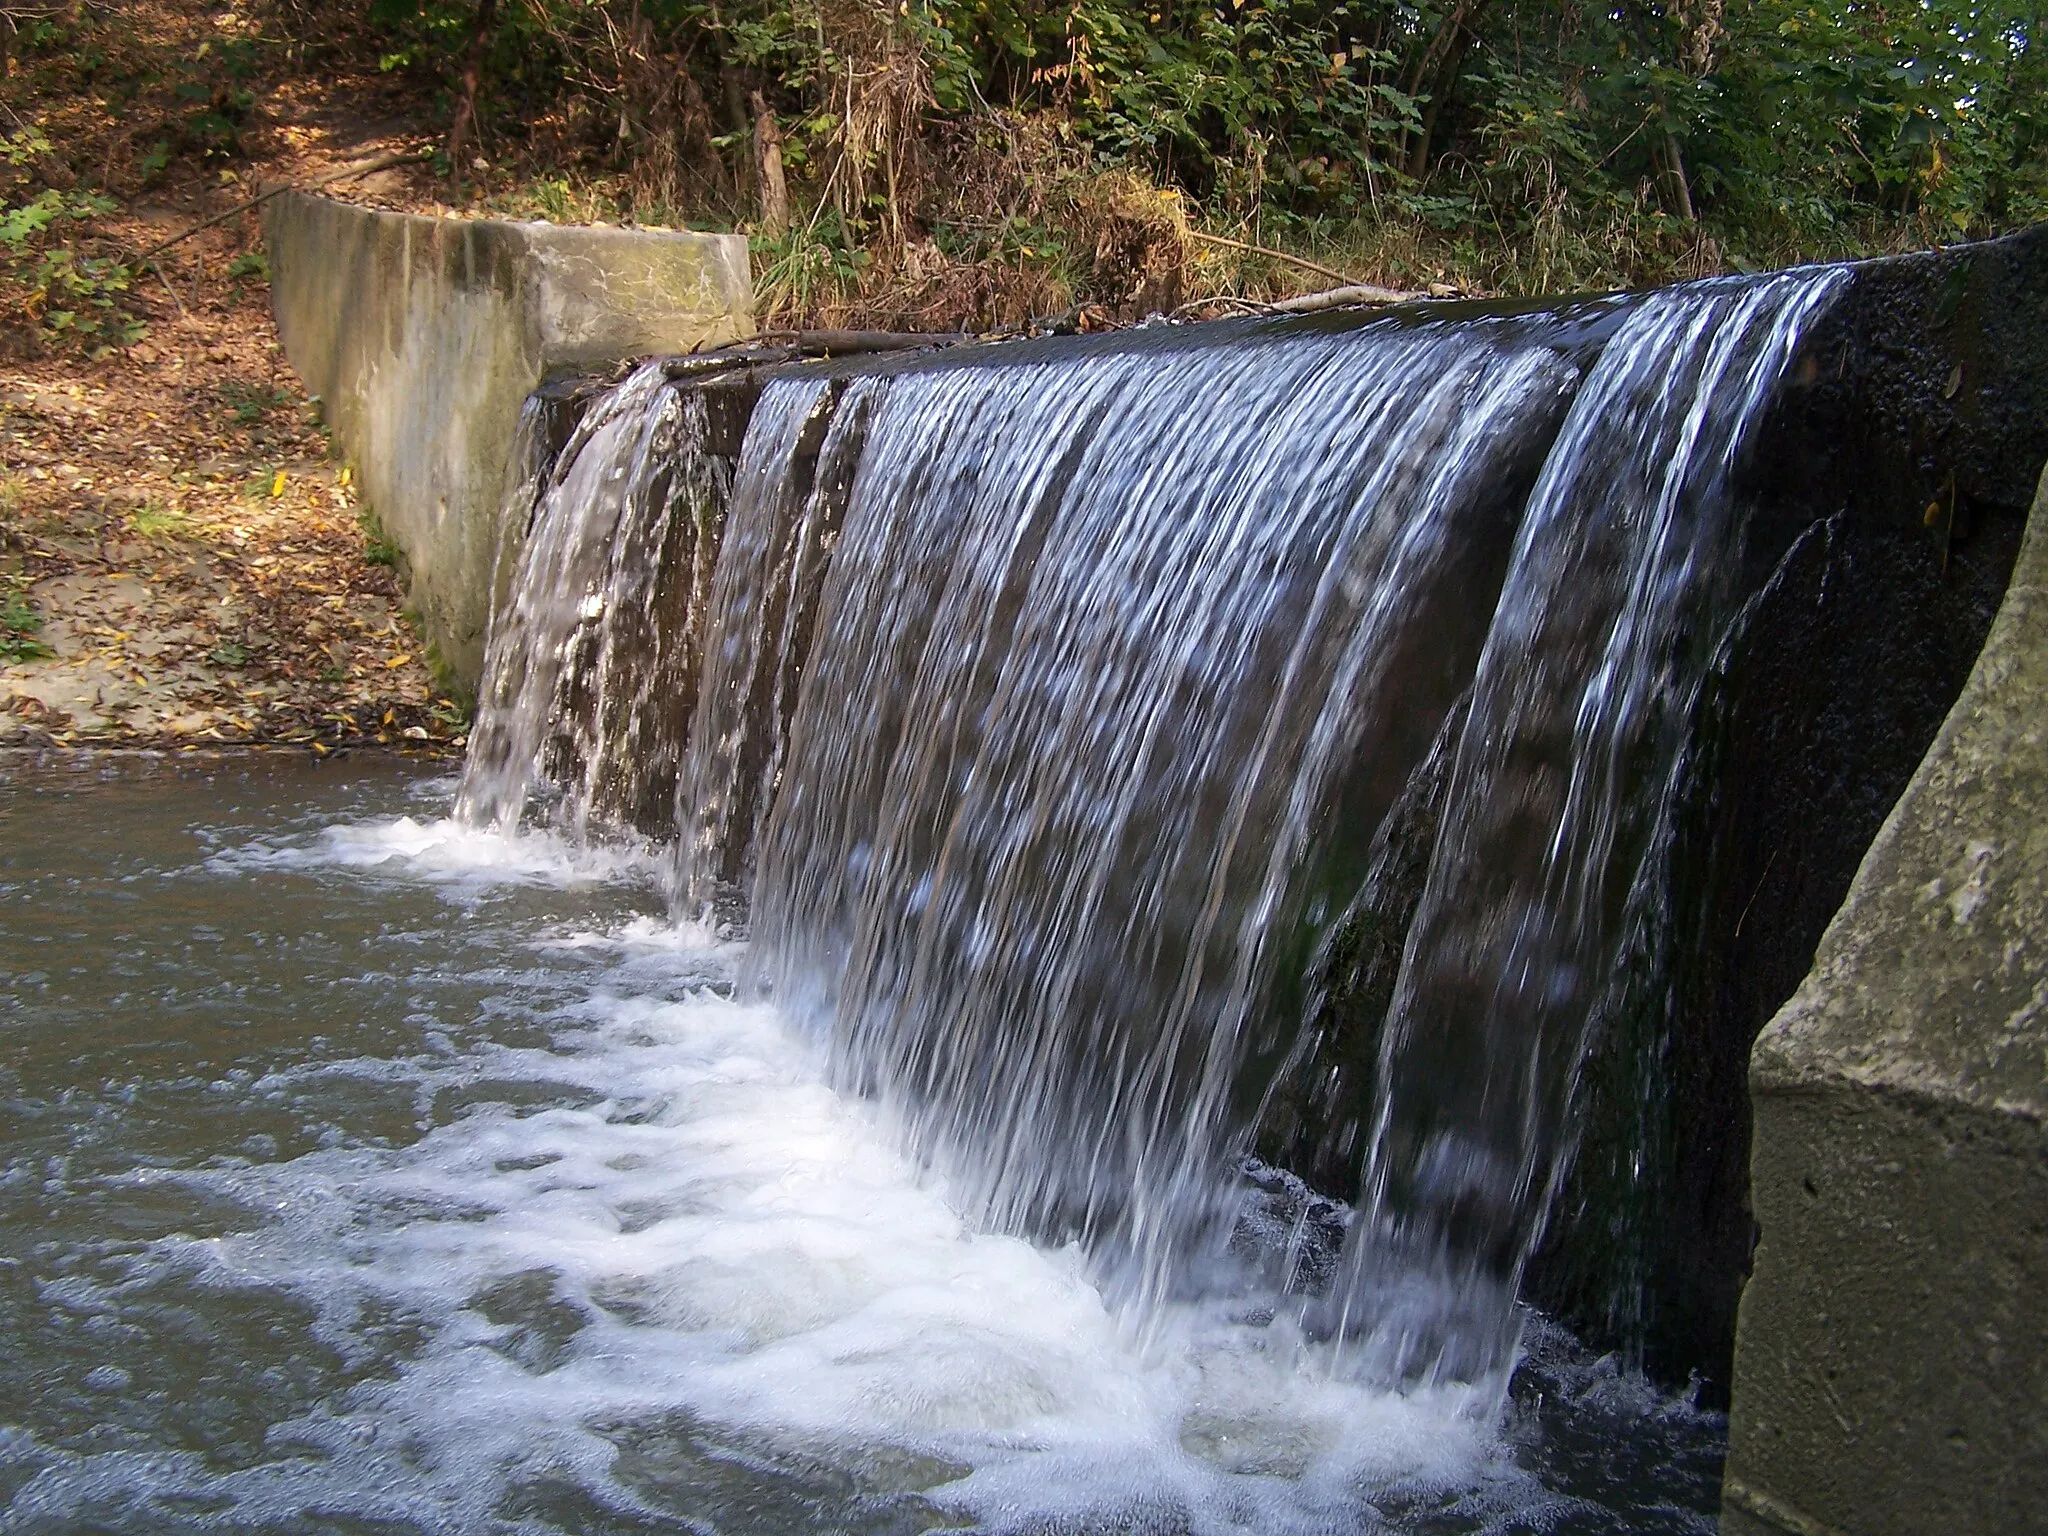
[679,374,885,906]
[457,363,739,836]
[1324,269,1846,1387]
[748,320,1585,1324]
[453,270,1844,1394]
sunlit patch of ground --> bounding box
[0,350,464,752]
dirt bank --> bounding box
[0,2,462,755]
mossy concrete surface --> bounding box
[264,191,752,692]
[1723,463,2048,1535]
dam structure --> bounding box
[309,222,2045,1532]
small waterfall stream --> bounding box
[681,375,884,904]
[454,270,1845,1401]
[1328,271,1846,1384]
[459,362,740,838]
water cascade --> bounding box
[748,323,1585,1328]
[459,362,750,837]
[681,375,886,903]
[1327,271,1845,1385]
[455,271,1847,1398]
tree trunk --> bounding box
[1394,0,1486,181]
[1660,0,1720,220]
[677,68,726,189]
[751,90,789,236]
[445,0,500,194]
[1405,25,1473,182]
[1655,131,1697,221]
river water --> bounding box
[2,753,1722,1534]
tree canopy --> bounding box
[11,0,2046,336]
[352,0,2045,318]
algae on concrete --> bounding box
[1722,463,2048,1535]
[265,193,752,693]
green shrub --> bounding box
[1,578,54,663]
[0,128,144,354]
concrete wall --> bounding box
[1723,463,2048,1535]
[265,192,752,691]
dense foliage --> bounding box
[3,0,2044,340]
[349,0,2046,318]
[0,125,140,351]
[0,4,270,354]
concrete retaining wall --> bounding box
[1722,463,2048,1535]
[265,192,752,691]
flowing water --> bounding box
[1,755,1722,1533]
[1328,271,1847,1384]
[4,266,1852,1531]
[459,363,738,840]
[747,321,1584,1331]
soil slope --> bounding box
[0,2,463,754]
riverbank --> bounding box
[0,326,464,755]
[0,4,462,754]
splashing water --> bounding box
[434,270,1844,1432]
[680,374,886,905]
[458,362,739,838]
[0,759,1723,1534]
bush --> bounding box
[0,128,143,354]
[349,0,2048,321]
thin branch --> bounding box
[1177,282,1424,319]
[1184,229,1357,285]
[144,257,188,321]
[1263,281,1422,312]
[445,0,501,192]
[742,328,970,354]
[127,150,432,267]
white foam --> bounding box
[2,800,1632,1533]
[209,813,663,891]
[541,911,743,957]
[69,910,1534,1534]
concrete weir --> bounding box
[265,191,752,691]
[1722,465,2048,1536]
[266,195,2044,1524]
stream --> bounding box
[1,752,1723,1534]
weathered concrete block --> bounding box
[1723,465,2048,1534]
[264,192,752,691]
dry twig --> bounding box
[1185,229,1358,285]
[130,150,433,266]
